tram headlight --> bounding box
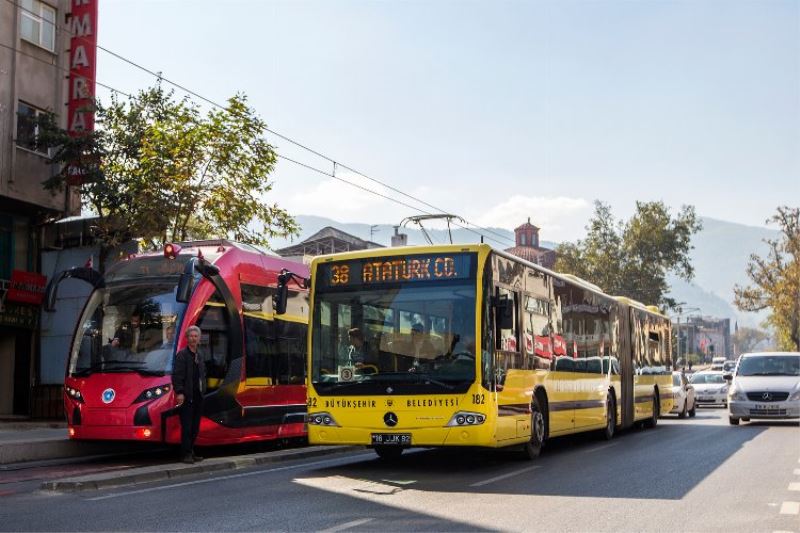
[446,411,486,427]
[307,412,339,427]
[64,386,84,403]
[134,384,172,403]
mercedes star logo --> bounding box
[762,392,772,401]
[384,412,398,427]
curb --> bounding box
[0,439,132,465]
[41,445,365,492]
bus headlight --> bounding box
[446,411,486,427]
[307,412,339,427]
[134,384,171,403]
[64,386,84,403]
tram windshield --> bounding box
[310,253,478,394]
[68,283,187,377]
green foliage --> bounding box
[734,207,800,351]
[555,200,702,309]
[39,83,298,252]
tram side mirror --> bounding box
[176,273,195,303]
[495,296,514,330]
[274,271,290,315]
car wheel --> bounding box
[520,396,546,459]
[374,445,404,460]
[729,416,739,425]
[689,402,696,417]
[678,399,687,419]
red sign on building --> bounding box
[66,0,98,183]
[6,270,48,306]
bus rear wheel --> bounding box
[520,397,545,460]
[601,393,616,440]
[374,445,404,460]
[643,393,659,428]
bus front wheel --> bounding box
[520,397,545,460]
[374,446,404,461]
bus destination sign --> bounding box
[319,253,476,289]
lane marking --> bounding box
[779,502,800,515]
[87,452,375,501]
[789,483,800,492]
[470,465,540,487]
[319,518,374,532]
[584,442,619,454]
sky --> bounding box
[94,0,799,243]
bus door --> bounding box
[618,306,634,427]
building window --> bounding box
[20,0,56,52]
[520,234,526,246]
[16,102,48,154]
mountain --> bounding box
[269,214,777,327]
[269,215,557,250]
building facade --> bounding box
[503,218,556,269]
[678,316,732,361]
[275,226,383,263]
[0,0,85,416]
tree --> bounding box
[38,83,298,262]
[732,326,770,355]
[555,200,702,309]
[734,206,800,351]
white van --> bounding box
[711,356,726,371]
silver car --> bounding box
[726,352,800,425]
[689,371,728,407]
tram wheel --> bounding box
[374,445,404,460]
[520,396,545,460]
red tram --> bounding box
[45,240,309,445]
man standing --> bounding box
[172,325,206,464]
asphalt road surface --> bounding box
[1,408,798,532]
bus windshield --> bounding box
[68,283,187,377]
[311,282,477,394]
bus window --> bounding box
[495,287,518,353]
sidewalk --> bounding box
[41,444,365,492]
[0,422,135,465]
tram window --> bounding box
[242,283,273,314]
[273,320,307,384]
[196,304,229,389]
[244,315,273,383]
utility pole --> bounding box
[369,225,379,242]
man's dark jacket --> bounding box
[172,347,207,403]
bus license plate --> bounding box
[371,433,411,446]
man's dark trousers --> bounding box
[180,396,203,458]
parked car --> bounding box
[669,371,696,418]
[689,371,728,407]
[726,351,800,425]
[722,360,736,373]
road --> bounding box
[1,408,798,532]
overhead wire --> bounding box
[5,0,517,247]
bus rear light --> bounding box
[446,412,486,427]
[164,243,181,259]
[307,412,339,427]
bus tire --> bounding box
[374,446,404,460]
[520,396,545,460]
[601,392,616,440]
[643,392,659,428]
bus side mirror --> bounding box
[495,297,514,330]
[176,273,194,303]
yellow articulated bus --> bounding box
[305,244,672,460]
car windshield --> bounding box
[736,355,800,377]
[689,373,725,384]
[311,276,477,395]
[68,283,186,377]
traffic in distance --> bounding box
[43,239,799,459]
